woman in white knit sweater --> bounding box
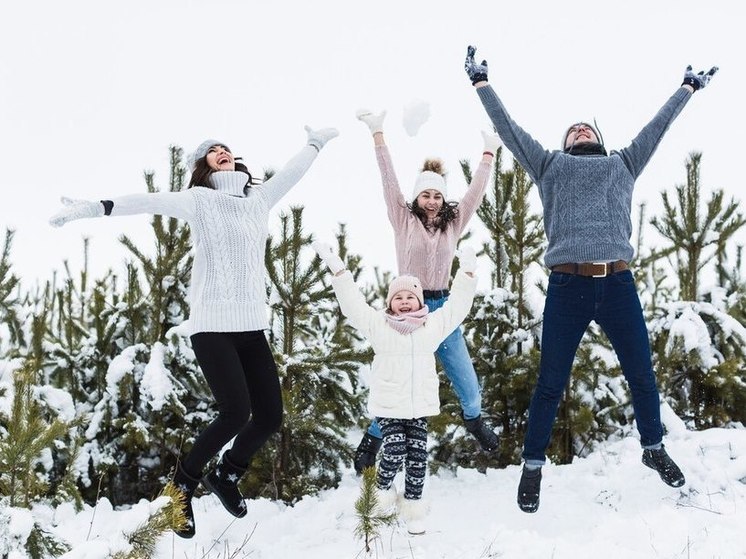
[313,241,478,535]
[49,126,338,538]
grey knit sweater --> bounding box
[477,85,692,267]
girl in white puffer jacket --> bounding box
[313,241,478,535]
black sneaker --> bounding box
[354,432,383,475]
[517,465,542,513]
[463,415,498,451]
[642,445,685,488]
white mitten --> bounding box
[456,245,478,274]
[305,126,339,151]
[49,197,104,227]
[311,240,346,274]
[355,108,386,135]
[481,130,502,155]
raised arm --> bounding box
[618,65,718,178]
[464,45,553,184]
[452,131,501,232]
[312,240,379,336]
[356,109,410,229]
[429,247,478,337]
[260,125,339,207]
[356,108,386,148]
[49,190,196,227]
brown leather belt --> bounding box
[550,261,629,277]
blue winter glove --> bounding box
[464,45,488,85]
[682,65,718,91]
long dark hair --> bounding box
[406,158,459,232]
[407,200,459,231]
[188,153,261,192]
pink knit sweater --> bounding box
[376,145,491,290]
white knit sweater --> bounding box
[108,145,319,334]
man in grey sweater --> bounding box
[464,45,717,513]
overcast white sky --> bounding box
[1,0,743,286]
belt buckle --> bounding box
[592,262,608,278]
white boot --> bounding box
[373,485,397,515]
[398,496,428,535]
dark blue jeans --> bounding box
[522,270,663,465]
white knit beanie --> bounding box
[386,275,424,309]
[412,171,447,201]
[187,139,230,171]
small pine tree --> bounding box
[40,146,203,507]
[111,484,187,559]
[0,229,24,354]
[246,208,368,503]
[432,152,545,470]
[119,146,193,344]
[354,467,396,554]
[649,153,746,428]
[0,363,77,558]
[651,152,746,301]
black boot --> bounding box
[463,414,498,451]
[517,465,542,513]
[202,451,249,517]
[171,464,201,538]
[642,445,686,488]
[353,432,383,475]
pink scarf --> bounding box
[384,306,430,335]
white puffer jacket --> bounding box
[330,269,477,419]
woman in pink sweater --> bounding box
[352,109,502,473]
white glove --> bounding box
[481,130,502,155]
[312,240,346,274]
[456,246,478,274]
[355,108,386,135]
[49,197,104,227]
[305,126,339,151]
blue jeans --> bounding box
[367,294,483,439]
[522,270,663,465]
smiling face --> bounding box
[564,123,599,150]
[205,144,235,171]
[415,189,444,221]
[389,290,422,315]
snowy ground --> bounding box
[45,425,746,559]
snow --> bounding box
[6,426,738,558]
[653,300,746,370]
[0,360,22,417]
[402,99,431,137]
[35,385,76,422]
[140,342,175,412]
[105,345,146,398]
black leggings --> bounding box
[180,331,283,477]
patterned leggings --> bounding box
[377,417,428,500]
